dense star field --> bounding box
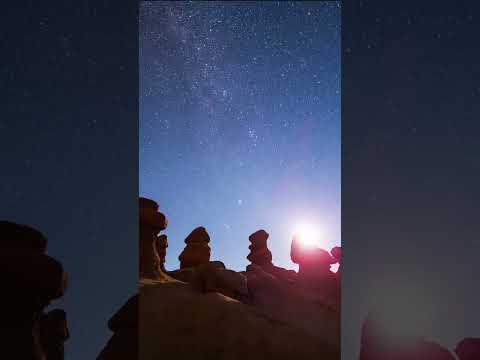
[139,1,340,271]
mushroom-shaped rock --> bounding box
[291,236,335,280]
[246,229,273,266]
[249,229,269,247]
[178,227,211,269]
[1,253,67,304]
[0,221,68,360]
[246,230,297,284]
[139,197,167,279]
[0,220,48,254]
[139,197,167,232]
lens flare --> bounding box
[293,222,321,248]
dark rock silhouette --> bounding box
[291,235,336,281]
[39,309,69,360]
[190,260,249,301]
[166,227,210,283]
[359,311,455,360]
[289,236,340,310]
[97,295,138,360]
[98,197,340,359]
[247,229,272,265]
[245,231,341,349]
[1,221,48,253]
[178,226,211,269]
[170,230,248,300]
[168,226,213,283]
[246,229,297,282]
[98,196,169,359]
[0,220,69,360]
[455,338,480,360]
[155,234,168,273]
[139,197,167,279]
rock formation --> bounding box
[289,236,340,311]
[244,230,340,349]
[98,197,169,360]
[455,338,480,360]
[247,229,272,266]
[139,223,338,358]
[169,229,248,301]
[178,226,211,269]
[190,260,249,302]
[291,235,336,281]
[97,295,138,360]
[39,309,69,360]
[139,197,167,279]
[359,311,456,360]
[139,274,339,360]
[155,234,168,273]
[98,198,341,359]
[246,229,297,282]
[167,226,212,283]
[0,220,69,360]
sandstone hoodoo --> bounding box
[178,226,211,269]
[98,197,341,359]
[246,229,273,266]
[155,234,168,273]
[0,220,69,360]
[291,235,336,281]
[99,196,169,360]
[139,197,168,279]
[246,229,297,283]
[39,309,69,360]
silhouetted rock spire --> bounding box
[39,309,69,360]
[139,197,167,279]
[247,229,273,266]
[178,226,211,269]
[155,234,168,273]
[0,221,69,360]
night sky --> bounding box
[139,1,341,273]
[1,3,138,360]
[3,2,480,360]
[343,2,480,358]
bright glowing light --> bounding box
[293,222,322,248]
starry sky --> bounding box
[343,1,480,358]
[1,3,138,360]
[3,2,480,360]
[139,1,341,272]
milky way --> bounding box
[140,1,340,271]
